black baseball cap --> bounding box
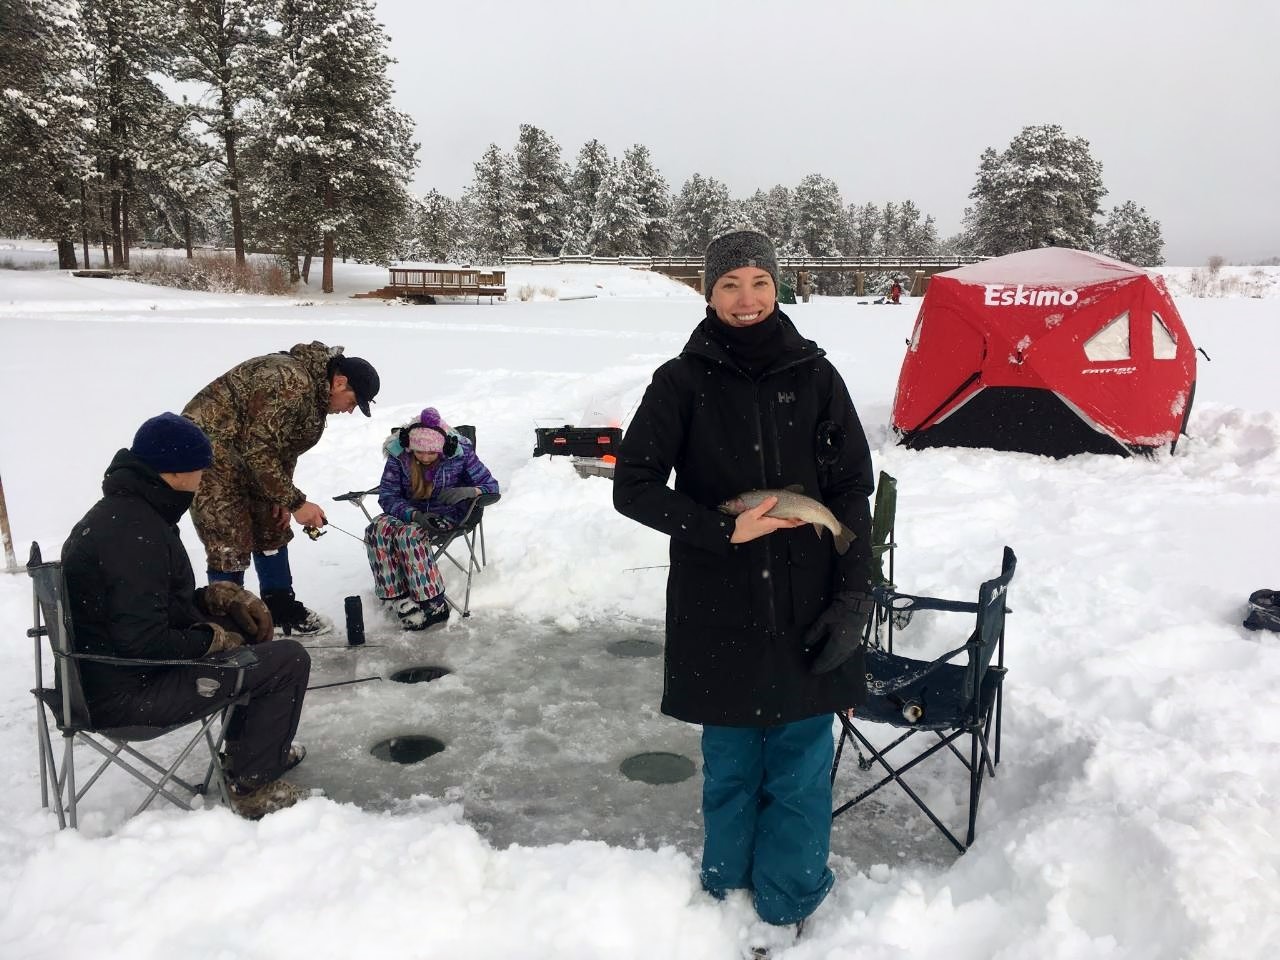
[334,355,380,416]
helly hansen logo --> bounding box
[984,284,1080,307]
[777,391,796,403]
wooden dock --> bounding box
[355,268,506,303]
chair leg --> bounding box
[64,735,78,829]
[75,735,200,812]
[967,730,983,848]
[993,684,1004,768]
[36,716,67,828]
[130,717,219,816]
[834,723,967,853]
[830,718,848,786]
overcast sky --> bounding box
[374,0,1277,265]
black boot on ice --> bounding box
[1243,589,1280,632]
[263,589,333,637]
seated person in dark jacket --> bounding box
[62,413,313,820]
[613,229,875,936]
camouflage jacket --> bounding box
[183,341,338,510]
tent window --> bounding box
[1152,312,1177,359]
[1084,311,1130,361]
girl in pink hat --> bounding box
[365,408,499,629]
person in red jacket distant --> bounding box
[888,280,903,304]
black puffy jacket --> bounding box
[614,310,874,726]
[62,449,215,703]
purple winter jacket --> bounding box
[377,437,499,526]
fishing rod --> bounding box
[303,522,367,544]
[307,676,382,692]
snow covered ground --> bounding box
[1,250,1278,959]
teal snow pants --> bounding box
[699,714,836,925]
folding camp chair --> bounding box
[26,542,257,828]
[832,546,1015,853]
[334,424,499,619]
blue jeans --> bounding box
[700,715,836,925]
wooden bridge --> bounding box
[500,254,985,295]
[354,268,507,303]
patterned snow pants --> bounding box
[365,514,446,602]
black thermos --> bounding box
[344,595,365,646]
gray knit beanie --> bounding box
[703,228,779,301]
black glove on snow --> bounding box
[802,590,875,674]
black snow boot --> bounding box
[1244,589,1280,632]
[263,588,333,637]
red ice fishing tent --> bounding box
[891,248,1197,457]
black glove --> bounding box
[411,510,450,532]
[437,486,479,506]
[802,590,874,674]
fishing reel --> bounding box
[303,525,327,541]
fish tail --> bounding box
[833,525,853,556]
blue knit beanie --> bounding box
[130,413,214,473]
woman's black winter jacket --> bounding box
[614,310,875,726]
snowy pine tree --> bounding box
[621,144,671,256]
[80,0,175,266]
[671,173,732,254]
[740,190,769,235]
[792,174,844,257]
[463,143,519,262]
[961,124,1106,255]
[846,202,880,257]
[130,98,219,256]
[891,200,938,255]
[410,188,467,263]
[0,0,96,267]
[169,0,273,264]
[1096,200,1164,266]
[878,201,898,255]
[511,123,566,257]
[562,139,611,255]
[251,0,417,290]
[587,158,643,256]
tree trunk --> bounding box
[322,182,335,293]
[57,239,78,269]
[110,182,123,267]
[301,252,312,283]
[184,212,193,258]
[80,182,90,268]
[219,99,245,264]
[284,240,300,284]
[121,177,131,268]
[98,195,111,266]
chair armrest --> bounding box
[872,585,980,615]
[202,647,260,669]
[333,487,379,503]
[64,649,259,671]
[475,492,501,508]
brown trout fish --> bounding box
[717,485,854,555]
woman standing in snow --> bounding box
[613,229,875,936]
[366,407,499,629]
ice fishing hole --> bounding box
[370,735,446,764]
[620,752,696,785]
[606,638,662,659]
[390,665,453,684]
